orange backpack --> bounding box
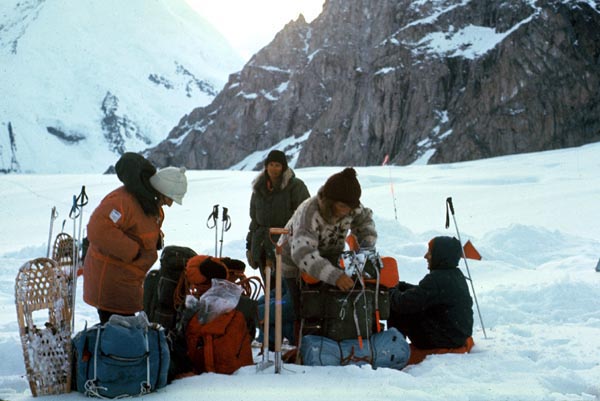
[176,255,258,375]
[185,309,254,374]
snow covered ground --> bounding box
[1,143,599,400]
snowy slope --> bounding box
[0,0,243,173]
[1,143,599,400]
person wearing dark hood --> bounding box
[83,153,187,324]
[278,167,377,315]
[387,236,474,355]
[246,150,310,284]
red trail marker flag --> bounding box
[463,240,482,260]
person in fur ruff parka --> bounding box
[246,150,310,283]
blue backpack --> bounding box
[72,314,169,398]
[300,327,410,370]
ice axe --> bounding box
[255,227,290,374]
[445,197,487,339]
[256,260,274,372]
[256,227,289,373]
[270,227,289,373]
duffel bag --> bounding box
[300,327,410,370]
[72,313,169,398]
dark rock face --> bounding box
[145,0,600,169]
[101,92,151,155]
[0,122,20,173]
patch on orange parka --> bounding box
[406,336,475,365]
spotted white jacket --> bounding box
[279,194,377,286]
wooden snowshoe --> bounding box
[15,257,72,396]
[51,232,74,274]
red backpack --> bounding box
[185,308,254,374]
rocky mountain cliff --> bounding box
[146,0,600,170]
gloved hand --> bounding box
[335,274,354,292]
[394,281,416,292]
[246,250,257,269]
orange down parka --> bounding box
[83,186,163,314]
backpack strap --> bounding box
[140,328,151,395]
[84,324,154,398]
[203,335,216,373]
[83,326,103,398]
[340,344,372,365]
[373,260,381,333]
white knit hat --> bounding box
[149,167,187,205]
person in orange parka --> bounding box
[83,153,187,324]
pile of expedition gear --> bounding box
[72,246,262,398]
[295,237,410,368]
[15,196,480,398]
[15,229,413,397]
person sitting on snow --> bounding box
[387,236,474,362]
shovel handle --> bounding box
[269,227,289,236]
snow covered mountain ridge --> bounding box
[0,0,243,173]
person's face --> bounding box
[267,161,283,180]
[332,201,352,219]
[159,194,173,207]
[424,248,432,269]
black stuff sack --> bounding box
[144,245,197,331]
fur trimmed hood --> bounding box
[251,167,295,193]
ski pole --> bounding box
[69,186,88,280]
[46,206,58,258]
[75,186,88,262]
[219,207,231,258]
[68,195,80,331]
[206,205,219,257]
[445,197,487,339]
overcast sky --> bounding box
[185,0,324,60]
